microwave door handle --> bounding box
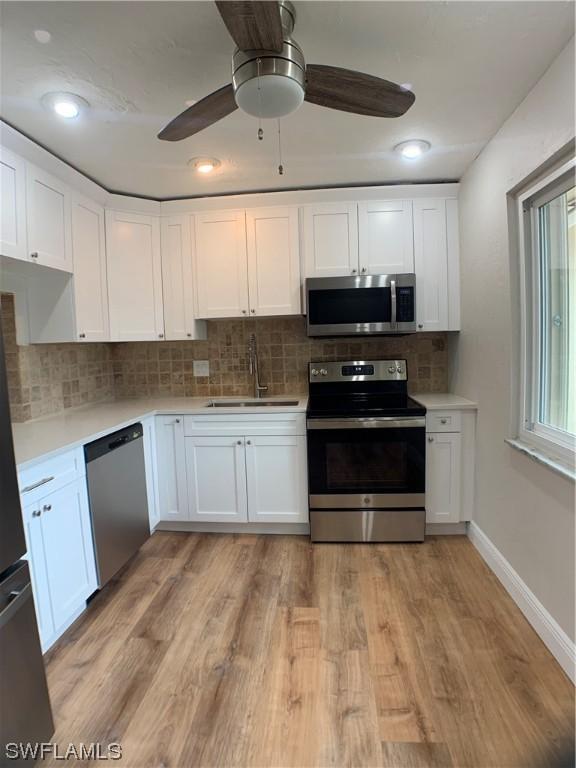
[390,278,397,328]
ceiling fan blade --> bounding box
[158,84,237,141]
[215,1,283,53]
[305,64,415,118]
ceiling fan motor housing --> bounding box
[232,1,305,119]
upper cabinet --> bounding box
[105,210,164,341]
[358,200,414,274]
[161,215,206,340]
[0,147,27,261]
[303,203,358,278]
[26,164,73,272]
[413,198,449,332]
[246,207,300,316]
[71,194,109,342]
[195,210,249,318]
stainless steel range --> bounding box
[306,360,426,542]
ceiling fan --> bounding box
[158,0,415,141]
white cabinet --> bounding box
[22,478,97,651]
[71,194,109,342]
[245,435,308,523]
[26,164,73,272]
[413,198,448,332]
[358,200,414,274]
[106,210,164,341]
[0,146,27,261]
[185,436,248,522]
[161,215,206,340]
[142,417,160,532]
[155,416,188,522]
[246,207,300,316]
[425,432,461,524]
[194,210,249,318]
[303,203,358,277]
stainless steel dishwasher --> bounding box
[85,423,150,588]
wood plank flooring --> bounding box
[44,533,574,768]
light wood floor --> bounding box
[44,533,574,768]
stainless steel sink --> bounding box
[205,399,299,408]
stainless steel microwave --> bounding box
[306,274,416,337]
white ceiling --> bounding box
[1,1,573,199]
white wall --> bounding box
[453,38,575,640]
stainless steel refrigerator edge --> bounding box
[0,311,54,759]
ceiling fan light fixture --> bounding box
[395,139,431,160]
[189,157,221,174]
[235,74,304,119]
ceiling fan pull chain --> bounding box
[277,119,284,175]
[257,58,263,140]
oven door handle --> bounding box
[307,417,425,430]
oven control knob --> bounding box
[311,368,319,376]
[320,369,328,376]
[388,366,396,374]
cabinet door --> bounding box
[246,207,301,316]
[38,481,98,633]
[106,210,164,341]
[71,194,109,342]
[414,199,449,332]
[22,502,55,649]
[245,435,308,523]
[142,417,160,532]
[155,416,188,522]
[358,200,414,274]
[161,215,206,340]
[194,210,249,318]
[185,436,248,522]
[0,146,27,261]
[303,203,358,277]
[426,432,461,524]
[26,163,73,272]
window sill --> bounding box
[506,438,575,482]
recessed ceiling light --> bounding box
[394,139,431,160]
[188,157,221,174]
[34,29,51,44]
[41,92,89,120]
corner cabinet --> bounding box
[71,194,109,342]
[105,210,164,341]
[0,146,27,261]
[26,164,73,272]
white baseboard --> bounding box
[468,521,575,683]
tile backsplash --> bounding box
[1,294,114,422]
[111,317,448,399]
[2,295,448,423]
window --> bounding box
[518,159,575,471]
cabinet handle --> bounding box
[418,324,424,330]
[428,436,434,443]
[351,268,357,274]
[237,440,242,445]
[250,309,255,314]
[242,309,247,315]
[440,418,447,424]
[30,252,38,259]
[187,333,192,338]
[175,418,181,424]
[246,440,252,445]
[21,476,54,494]
[361,267,367,274]
[43,504,52,512]
[32,510,41,518]
[158,333,164,339]
[78,333,86,339]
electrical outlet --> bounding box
[193,360,210,377]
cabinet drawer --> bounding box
[425,410,461,433]
[184,413,306,437]
[18,447,84,503]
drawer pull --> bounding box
[440,418,448,424]
[21,476,55,494]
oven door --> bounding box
[307,417,425,508]
[306,274,416,336]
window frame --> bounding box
[516,157,575,469]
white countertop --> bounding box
[11,395,308,469]
[411,393,477,411]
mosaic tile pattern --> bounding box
[1,294,114,422]
[111,317,449,399]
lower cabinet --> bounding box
[155,414,308,525]
[425,432,461,524]
[22,478,97,651]
[142,416,160,531]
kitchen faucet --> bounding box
[248,334,268,399]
